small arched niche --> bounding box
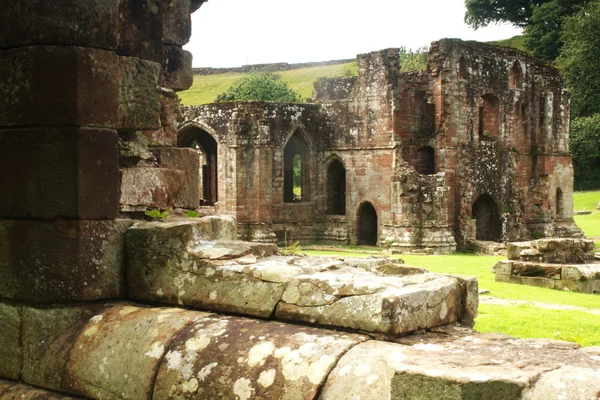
[415,146,435,175]
[556,188,564,218]
[478,94,500,138]
[326,158,346,215]
[284,131,310,203]
[510,60,523,89]
[357,202,378,246]
[472,194,502,242]
[178,125,218,206]
[458,56,468,80]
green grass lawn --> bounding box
[302,249,600,346]
[573,190,600,237]
[179,62,358,106]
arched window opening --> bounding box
[472,194,502,242]
[415,146,435,175]
[479,94,500,138]
[327,158,346,215]
[520,103,529,135]
[556,188,564,218]
[178,127,218,206]
[357,202,377,246]
[458,56,468,80]
[284,132,310,203]
[510,61,523,88]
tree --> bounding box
[399,46,429,72]
[464,0,589,60]
[569,114,600,190]
[556,0,600,117]
[214,73,302,103]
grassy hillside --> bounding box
[489,35,527,52]
[179,62,358,106]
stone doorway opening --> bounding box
[284,132,310,203]
[472,194,502,242]
[178,126,218,206]
[327,158,346,215]
[357,202,378,245]
[415,146,435,175]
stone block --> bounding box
[140,89,181,147]
[0,46,119,128]
[153,315,367,400]
[493,260,513,275]
[276,270,462,335]
[118,56,162,130]
[162,0,192,45]
[153,147,200,208]
[512,262,562,279]
[117,0,164,62]
[63,305,205,400]
[0,1,119,50]
[0,303,22,380]
[0,220,131,302]
[0,380,78,400]
[527,367,600,400]
[0,128,119,219]
[160,46,193,91]
[119,167,185,211]
[21,305,107,391]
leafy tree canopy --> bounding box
[399,46,429,72]
[569,114,600,190]
[214,73,302,103]
[556,0,600,117]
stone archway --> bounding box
[326,158,346,215]
[357,202,378,246]
[178,126,218,206]
[472,194,502,242]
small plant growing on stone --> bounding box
[185,210,200,218]
[145,208,168,220]
[279,230,300,256]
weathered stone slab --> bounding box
[526,367,600,400]
[0,128,119,219]
[153,315,367,400]
[22,305,107,391]
[320,334,600,400]
[162,0,192,45]
[0,303,22,380]
[160,45,193,91]
[532,238,595,264]
[507,241,532,260]
[119,167,184,211]
[0,380,78,400]
[0,1,120,49]
[276,269,462,335]
[0,220,131,301]
[153,147,200,208]
[118,56,162,130]
[512,262,562,279]
[0,46,119,128]
[117,0,163,62]
[64,305,207,400]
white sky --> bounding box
[185,0,522,68]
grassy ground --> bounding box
[303,250,600,346]
[179,62,358,106]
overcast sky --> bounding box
[185,0,522,68]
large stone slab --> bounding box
[119,167,184,212]
[153,315,367,400]
[508,238,596,264]
[0,303,22,380]
[63,305,207,400]
[0,380,78,400]
[118,56,162,130]
[153,147,200,208]
[320,333,600,400]
[276,268,462,335]
[0,220,131,301]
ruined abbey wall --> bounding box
[180,40,581,252]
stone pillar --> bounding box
[0,0,204,302]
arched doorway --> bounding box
[472,194,502,242]
[284,132,310,202]
[357,202,377,246]
[327,158,346,215]
[178,126,218,206]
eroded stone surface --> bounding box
[64,304,207,400]
[154,315,367,400]
[0,302,22,380]
[320,333,600,400]
[119,167,185,211]
[0,380,77,400]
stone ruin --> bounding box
[1,1,600,399]
[177,40,583,254]
[494,238,600,293]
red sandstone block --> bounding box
[152,147,200,209]
[162,0,192,45]
[159,45,193,91]
[0,0,120,50]
[117,0,164,63]
[119,167,185,212]
[0,219,132,302]
[118,56,162,130]
[0,46,119,128]
[0,128,119,220]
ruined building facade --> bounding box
[179,40,582,253]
